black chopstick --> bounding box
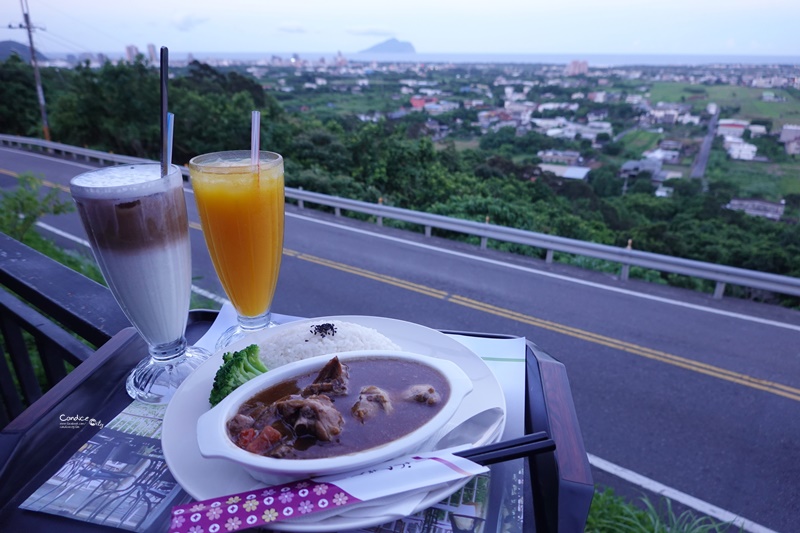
[454,431,555,466]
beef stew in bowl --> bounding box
[197,350,473,483]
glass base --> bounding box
[125,345,212,404]
[215,320,276,351]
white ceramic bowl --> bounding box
[196,349,473,484]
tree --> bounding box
[0,55,45,136]
[287,128,352,175]
[588,165,622,198]
[479,126,517,151]
[602,141,624,156]
[0,173,74,241]
[50,58,160,158]
[596,132,611,143]
[171,89,256,164]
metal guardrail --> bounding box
[3,133,800,300]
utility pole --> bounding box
[10,0,51,141]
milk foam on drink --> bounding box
[71,164,191,348]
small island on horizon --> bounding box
[359,38,416,54]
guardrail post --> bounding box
[297,187,304,209]
[425,226,431,237]
[621,240,632,280]
[546,250,554,264]
[480,237,487,249]
[713,281,726,299]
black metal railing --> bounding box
[0,233,128,427]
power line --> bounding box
[32,0,124,49]
[36,30,93,56]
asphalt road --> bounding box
[2,146,800,532]
[691,111,719,189]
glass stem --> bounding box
[238,311,271,332]
[149,336,188,363]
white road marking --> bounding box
[589,454,779,533]
[287,212,800,332]
[37,221,90,247]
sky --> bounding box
[1,0,799,60]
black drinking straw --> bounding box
[160,46,169,177]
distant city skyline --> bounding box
[1,0,799,60]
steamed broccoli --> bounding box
[209,344,268,406]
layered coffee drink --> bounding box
[71,164,191,349]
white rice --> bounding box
[257,320,400,369]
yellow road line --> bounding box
[448,295,800,402]
[43,179,69,193]
[285,249,447,299]
[285,251,800,403]
[2,168,70,193]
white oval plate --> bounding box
[162,315,506,532]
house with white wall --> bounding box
[723,136,757,160]
[717,119,750,138]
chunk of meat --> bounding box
[302,356,349,396]
[227,413,255,436]
[351,385,393,423]
[251,404,278,431]
[276,394,343,441]
[238,401,268,419]
[403,384,441,406]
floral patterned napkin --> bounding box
[168,451,486,532]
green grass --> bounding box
[587,488,740,533]
[649,83,800,130]
[620,130,662,156]
[707,150,800,201]
[448,139,481,151]
[728,161,800,198]
[278,89,403,116]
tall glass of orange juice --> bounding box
[189,150,284,349]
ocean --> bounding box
[168,51,800,67]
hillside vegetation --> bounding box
[2,56,799,305]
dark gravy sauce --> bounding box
[228,357,450,459]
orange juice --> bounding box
[190,152,284,318]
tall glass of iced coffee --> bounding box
[70,163,210,404]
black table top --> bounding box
[0,322,593,533]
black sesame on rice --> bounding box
[310,323,337,339]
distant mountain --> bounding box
[0,40,48,62]
[359,38,416,54]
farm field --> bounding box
[619,129,661,154]
[648,83,800,130]
[275,89,402,116]
[709,154,800,200]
